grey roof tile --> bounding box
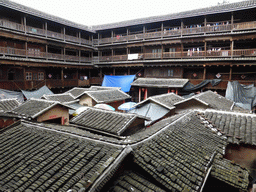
[0,121,126,192]
[132,111,232,191]
[70,107,144,136]
[85,89,131,103]
[42,93,76,104]
[131,78,189,88]
[203,109,256,145]
[66,87,91,99]
[0,99,20,112]
[193,91,246,112]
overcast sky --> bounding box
[11,0,244,26]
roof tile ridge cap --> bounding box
[204,108,256,117]
[150,97,175,110]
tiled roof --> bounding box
[89,86,121,91]
[42,93,77,104]
[0,0,94,32]
[85,89,131,103]
[66,87,91,99]
[211,155,249,191]
[93,0,256,30]
[193,91,245,111]
[132,111,248,191]
[10,99,64,119]
[0,99,20,112]
[70,107,143,136]
[108,171,166,192]
[131,78,189,88]
[201,109,256,145]
[0,121,129,192]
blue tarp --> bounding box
[21,85,54,99]
[102,75,136,92]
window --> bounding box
[26,72,32,81]
[168,69,174,77]
[152,49,161,58]
[38,72,44,80]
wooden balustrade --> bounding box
[0,19,92,45]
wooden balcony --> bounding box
[0,78,95,91]
[97,21,256,45]
[0,46,91,63]
[98,48,256,62]
[0,19,92,46]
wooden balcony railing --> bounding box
[97,20,256,45]
[98,48,256,62]
[0,46,91,62]
[0,19,92,45]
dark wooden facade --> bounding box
[1,1,256,93]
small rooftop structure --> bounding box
[42,93,78,104]
[131,78,189,88]
[10,99,72,125]
[70,107,146,136]
[193,90,247,111]
[79,89,131,110]
[65,87,91,99]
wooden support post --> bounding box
[45,22,47,37]
[144,88,148,100]
[111,49,114,62]
[161,44,164,59]
[79,50,81,63]
[168,88,170,93]
[127,47,129,61]
[204,41,207,58]
[63,27,66,41]
[176,89,178,95]
[231,40,234,58]
[46,44,48,60]
[79,31,81,44]
[204,17,207,34]
[143,26,146,40]
[181,43,183,58]
[161,22,164,38]
[231,12,234,30]
[24,16,27,34]
[127,28,129,42]
[139,87,141,102]
[100,68,102,78]
[203,67,206,80]
[181,20,183,37]
[25,42,28,58]
[229,66,232,80]
[61,68,64,81]
[111,30,114,43]
[64,48,66,62]
[98,33,100,46]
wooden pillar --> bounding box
[111,49,114,62]
[111,30,114,43]
[231,12,234,29]
[100,68,102,78]
[204,17,207,34]
[230,40,234,58]
[127,28,129,42]
[98,33,100,46]
[204,41,207,58]
[45,22,48,37]
[144,88,148,100]
[46,44,48,60]
[63,27,66,41]
[64,48,66,62]
[25,42,28,58]
[203,67,206,80]
[181,43,183,58]
[143,25,146,40]
[161,22,164,38]
[139,87,141,102]
[24,16,27,34]
[168,88,170,93]
[229,66,232,80]
[127,47,129,61]
[79,31,81,44]
[79,50,81,63]
[161,44,164,59]
[176,89,178,95]
[181,20,183,37]
[61,68,64,81]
